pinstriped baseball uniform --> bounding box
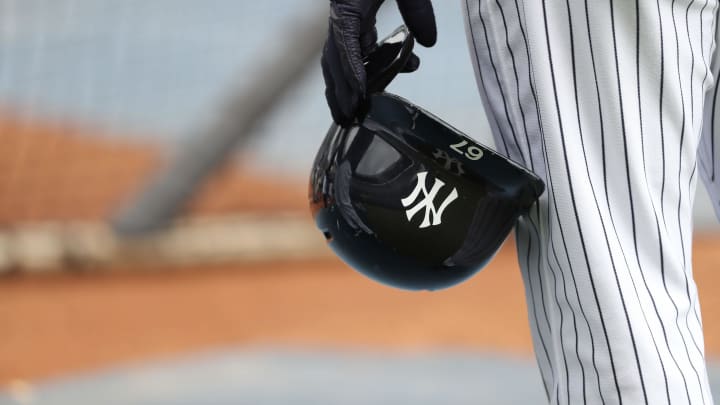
[464,0,718,403]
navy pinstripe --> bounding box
[464,0,718,403]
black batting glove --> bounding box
[321,0,437,126]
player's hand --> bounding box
[321,0,436,126]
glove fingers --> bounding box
[321,46,344,125]
[321,36,362,126]
[396,0,437,47]
[400,52,420,73]
[330,5,368,94]
[360,26,379,57]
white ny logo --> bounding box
[400,171,459,229]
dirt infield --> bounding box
[2,234,720,385]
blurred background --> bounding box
[1,1,719,404]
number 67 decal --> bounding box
[449,140,484,161]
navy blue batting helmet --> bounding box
[309,27,544,291]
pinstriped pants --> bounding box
[464,0,719,403]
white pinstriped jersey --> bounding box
[464,0,718,403]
